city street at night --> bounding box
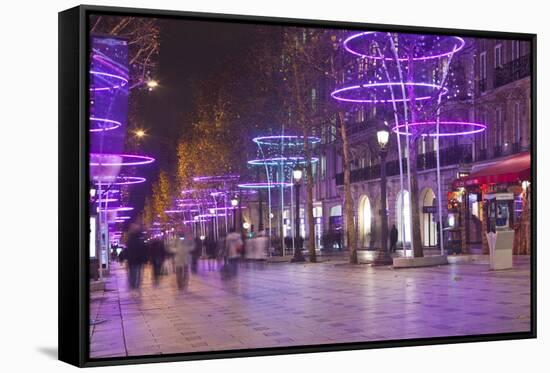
[90,257,531,358]
[85,13,533,359]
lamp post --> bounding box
[231,196,238,231]
[376,126,393,264]
[291,166,305,262]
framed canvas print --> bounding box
[58,5,536,367]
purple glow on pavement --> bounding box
[331,82,448,103]
[392,121,487,137]
[343,32,465,61]
[90,153,155,166]
[89,117,122,132]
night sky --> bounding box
[129,18,266,214]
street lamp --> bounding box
[134,129,146,138]
[377,125,392,264]
[291,166,305,262]
[146,79,158,91]
[231,196,238,231]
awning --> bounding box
[454,152,530,188]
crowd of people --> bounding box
[117,222,270,292]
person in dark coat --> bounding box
[390,224,399,253]
[126,222,147,290]
[148,237,166,287]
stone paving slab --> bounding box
[89,257,531,358]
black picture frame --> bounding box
[59,4,537,367]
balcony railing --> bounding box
[335,144,472,186]
[494,54,531,88]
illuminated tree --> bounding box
[152,170,172,226]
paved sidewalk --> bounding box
[90,257,531,358]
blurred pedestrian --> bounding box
[390,224,398,253]
[170,231,194,291]
[191,237,202,273]
[248,230,268,269]
[126,222,147,291]
[224,230,243,278]
[148,237,166,287]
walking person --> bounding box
[224,230,243,279]
[390,224,398,253]
[170,231,194,291]
[126,222,147,292]
[149,237,166,287]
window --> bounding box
[494,44,502,68]
[479,52,487,79]
[512,40,521,60]
[480,111,488,150]
[420,136,427,154]
[320,154,326,179]
[514,102,522,143]
[311,88,317,111]
[495,107,504,146]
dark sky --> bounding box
[130,18,264,213]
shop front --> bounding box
[452,152,531,255]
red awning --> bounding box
[457,152,531,188]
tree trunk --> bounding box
[304,138,317,262]
[338,112,357,264]
[407,136,424,257]
[405,59,423,258]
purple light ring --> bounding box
[238,182,293,189]
[392,121,487,137]
[95,198,118,203]
[94,176,146,185]
[90,70,129,91]
[247,157,319,166]
[100,206,134,212]
[192,174,240,183]
[90,153,155,166]
[253,135,321,147]
[331,82,448,103]
[343,32,465,61]
[89,117,122,132]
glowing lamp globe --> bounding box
[377,128,390,149]
[293,168,303,182]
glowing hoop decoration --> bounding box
[90,153,155,166]
[192,174,240,183]
[247,156,319,166]
[89,117,122,132]
[331,82,448,103]
[116,216,131,220]
[238,182,293,189]
[392,121,487,137]
[95,197,118,203]
[99,206,134,212]
[343,32,465,61]
[95,176,146,185]
[90,70,129,91]
[253,135,321,147]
